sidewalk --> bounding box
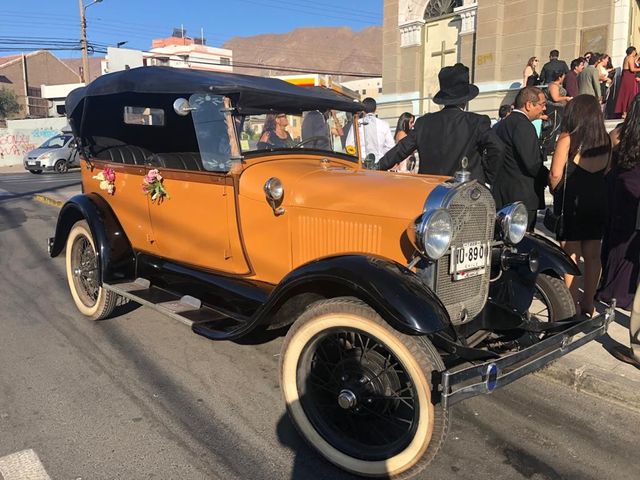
[6,166,640,410]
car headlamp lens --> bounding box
[411,208,452,260]
[498,202,528,245]
[38,152,51,160]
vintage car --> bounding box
[49,66,615,479]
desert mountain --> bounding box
[222,26,382,78]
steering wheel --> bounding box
[293,136,330,148]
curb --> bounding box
[535,360,640,412]
[32,194,64,208]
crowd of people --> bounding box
[375,61,640,369]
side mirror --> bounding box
[173,98,195,116]
[363,153,376,170]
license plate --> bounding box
[449,241,489,280]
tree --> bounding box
[0,88,21,119]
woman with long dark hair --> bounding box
[394,112,414,142]
[390,112,416,172]
[548,94,611,317]
[598,94,640,312]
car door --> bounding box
[145,94,249,275]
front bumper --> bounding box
[440,302,616,409]
[24,160,54,170]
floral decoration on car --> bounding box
[345,145,356,156]
[92,167,116,195]
[142,169,170,202]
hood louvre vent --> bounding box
[295,216,382,264]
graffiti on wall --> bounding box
[0,132,37,160]
[31,127,59,139]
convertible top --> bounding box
[66,66,364,116]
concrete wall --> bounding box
[0,117,68,166]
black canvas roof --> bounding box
[66,66,364,116]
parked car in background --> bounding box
[23,133,79,174]
[49,66,616,479]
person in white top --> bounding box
[345,97,395,164]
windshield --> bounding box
[240,110,358,159]
[40,135,71,149]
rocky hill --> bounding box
[222,26,382,78]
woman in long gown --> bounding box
[614,47,640,118]
[598,94,640,311]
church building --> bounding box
[380,0,640,120]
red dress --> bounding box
[614,69,638,114]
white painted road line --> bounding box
[0,449,51,480]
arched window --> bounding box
[424,0,463,20]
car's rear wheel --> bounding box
[65,220,117,320]
[280,297,448,479]
[29,170,43,174]
[54,159,68,174]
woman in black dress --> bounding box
[548,94,611,317]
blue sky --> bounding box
[1,0,383,58]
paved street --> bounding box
[0,171,638,479]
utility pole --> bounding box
[79,0,88,83]
[78,0,102,83]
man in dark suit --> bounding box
[377,63,504,184]
[492,86,548,231]
[539,49,569,85]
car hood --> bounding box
[240,159,449,220]
[26,147,51,158]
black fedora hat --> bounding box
[433,63,479,105]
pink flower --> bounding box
[145,169,161,184]
[103,167,116,183]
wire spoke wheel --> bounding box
[281,297,449,478]
[65,220,118,320]
[70,235,100,307]
[298,328,419,461]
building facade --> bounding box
[0,51,80,119]
[380,0,640,122]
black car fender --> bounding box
[254,254,453,336]
[49,193,135,283]
[490,232,580,314]
[517,232,580,276]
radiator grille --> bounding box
[435,183,495,323]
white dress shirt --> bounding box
[345,113,395,162]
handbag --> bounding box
[543,155,569,238]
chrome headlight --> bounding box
[409,208,453,260]
[37,152,51,161]
[497,202,528,245]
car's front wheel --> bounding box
[280,297,448,479]
[54,159,68,174]
[65,220,117,320]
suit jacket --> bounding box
[578,65,601,99]
[492,110,546,212]
[377,107,504,184]
[540,59,569,84]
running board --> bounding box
[103,278,249,337]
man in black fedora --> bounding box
[378,63,503,183]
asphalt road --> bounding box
[0,173,637,480]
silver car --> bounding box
[23,134,79,174]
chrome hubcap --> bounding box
[337,389,358,409]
